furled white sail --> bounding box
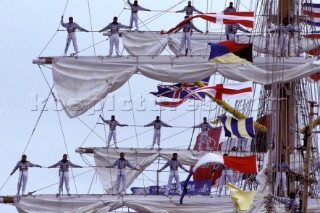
[11,194,236,213]
[51,56,320,118]
[85,148,213,194]
[121,32,319,57]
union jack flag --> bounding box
[150,77,210,100]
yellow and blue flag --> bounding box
[219,114,255,138]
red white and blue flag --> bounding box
[208,40,253,64]
[161,12,254,34]
[150,77,210,100]
[303,3,320,26]
[156,81,253,107]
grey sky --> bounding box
[0,0,234,212]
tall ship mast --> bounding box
[1,0,320,212]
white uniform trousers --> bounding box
[64,32,78,56]
[218,169,234,194]
[116,169,127,193]
[274,172,287,195]
[109,33,120,56]
[130,13,139,30]
[152,129,161,146]
[179,32,192,54]
[107,129,117,147]
[58,170,70,194]
[228,33,237,42]
[277,34,289,57]
[165,170,181,194]
[316,176,320,196]
[198,131,209,150]
[17,170,28,195]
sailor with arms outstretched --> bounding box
[158,153,188,196]
[106,152,139,194]
[99,16,132,56]
[144,116,172,149]
[48,154,82,197]
[100,115,128,148]
[127,0,151,31]
[60,16,89,56]
[193,117,214,150]
[11,154,42,196]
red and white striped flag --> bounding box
[156,81,253,107]
[192,153,257,173]
[161,12,254,34]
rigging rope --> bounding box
[87,0,97,56]
[21,66,54,154]
[38,0,69,57]
[0,175,11,192]
[30,169,95,193]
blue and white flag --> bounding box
[131,180,211,195]
[219,114,255,138]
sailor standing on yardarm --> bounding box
[99,16,132,56]
[212,154,235,197]
[48,154,82,197]
[311,160,320,197]
[127,0,151,31]
[158,153,188,195]
[176,1,203,17]
[273,154,294,196]
[106,152,139,194]
[144,116,172,149]
[175,16,203,56]
[223,2,237,40]
[60,16,89,56]
[100,115,128,148]
[10,154,41,196]
[193,117,213,150]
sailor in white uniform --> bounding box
[158,153,188,195]
[144,116,172,149]
[311,160,320,197]
[225,23,250,42]
[176,1,203,17]
[175,16,203,56]
[10,155,41,196]
[223,2,237,40]
[273,154,294,196]
[99,17,132,56]
[270,17,299,57]
[48,154,82,196]
[193,117,214,150]
[106,152,139,194]
[100,115,128,148]
[60,16,89,56]
[127,0,151,31]
[212,154,235,196]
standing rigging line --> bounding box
[0,175,11,192]
[38,0,70,57]
[21,66,54,154]
[37,64,80,194]
[127,80,141,149]
[53,97,79,195]
[87,0,97,56]
[78,117,106,147]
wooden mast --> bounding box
[276,0,295,195]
